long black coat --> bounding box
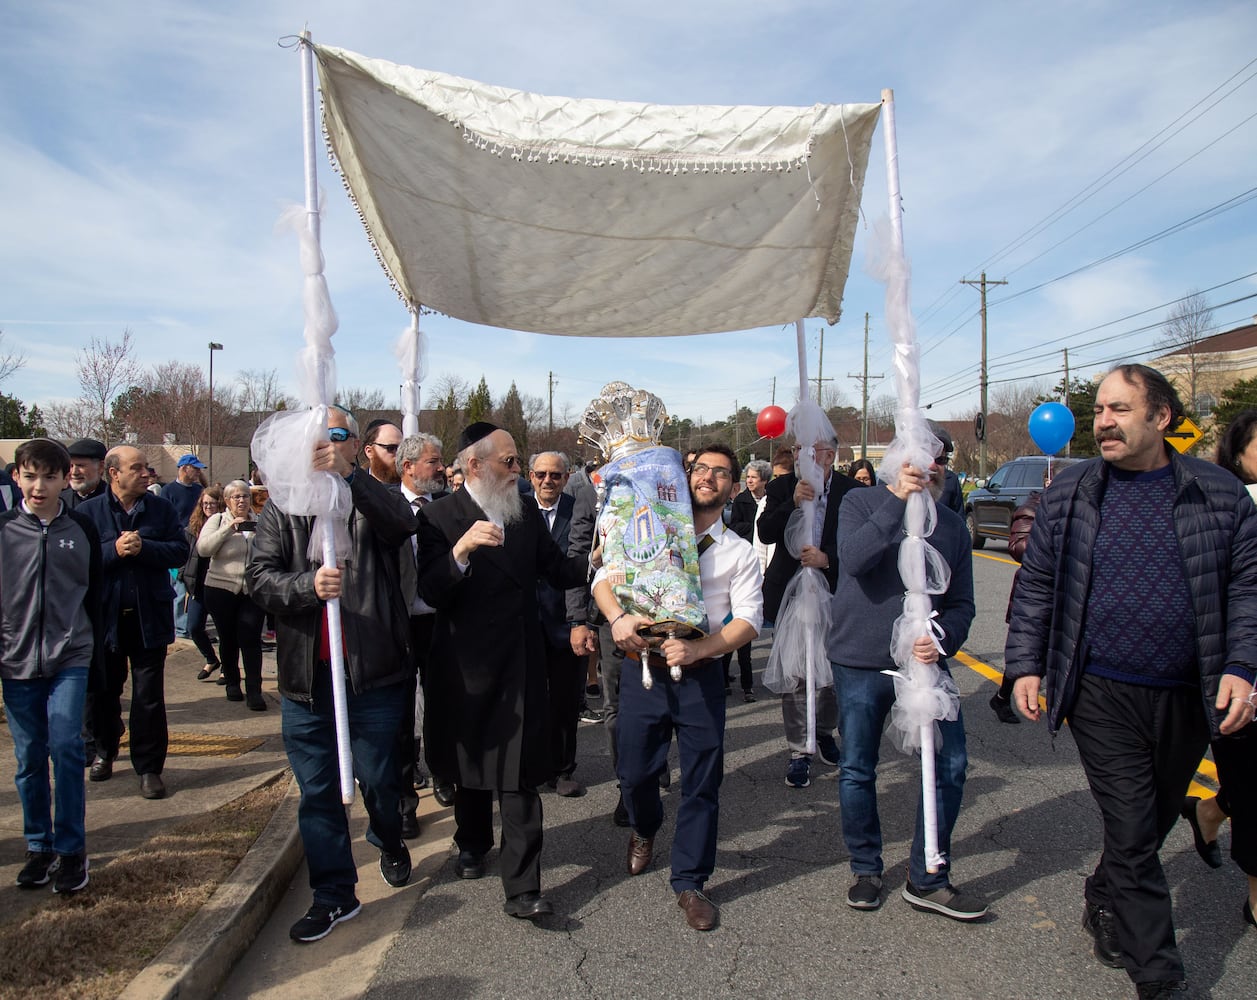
[417,487,588,791]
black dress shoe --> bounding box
[503,891,553,920]
[400,811,421,840]
[433,779,456,807]
[455,850,485,880]
[1082,901,1122,968]
[612,794,630,828]
[139,773,166,800]
[89,756,113,782]
[1180,797,1223,868]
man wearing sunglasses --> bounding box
[417,423,590,922]
[363,419,403,485]
[248,405,419,944]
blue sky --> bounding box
[3,0,1255,432]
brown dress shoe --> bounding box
[626,832,653,876]
[677,889,717,931]
[139,773,166,800]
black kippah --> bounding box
[457,421,499,452]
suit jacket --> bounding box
[416,486,588,791]
[534,492,577,647]
[728,489,760,542]
[757,471,858,621]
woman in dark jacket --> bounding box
[992,472,1049,723]
[182,486,223,680]
[1181,411,1257,928]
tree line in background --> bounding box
[7,286,1254,473]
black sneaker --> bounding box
[989,692,1020,725]
[380,846,412,887]
[52,854,89,894]
[816,732,840,766]
[289,900,362,942]
[785,757,810,788]
[1082,901,1122,968]
[901,881,988,921]
[16,850,55,889]
[847,874,883,910]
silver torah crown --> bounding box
[579,381,669,461]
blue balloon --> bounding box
[1027,402,1075,455]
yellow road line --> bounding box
[974,551,1019,566]
[954,649,1217,794]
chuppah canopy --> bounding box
[312,44,881,338]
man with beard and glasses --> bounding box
[593,444,763,931]
[393,433,450,837]
[415,422,589,921]
[1006,364,1257,997]
[362,419,403,484]
[828,442,980,921]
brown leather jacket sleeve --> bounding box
[1007,491,1042,563]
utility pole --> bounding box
[848,312,883,460]
[809,326,834,405]
[733,398,739,451]
[960,272,1007,478]
[547,371,556,436]
[771,376,776,406]
[1063,348,1071,457]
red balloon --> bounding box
[757,405,787,439]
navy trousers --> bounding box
[617,656,725,893]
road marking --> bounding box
[954,650,1216,797]
[974,551,1019,566]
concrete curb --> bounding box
[118,773,304,1000]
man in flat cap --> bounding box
[416,422,589,921]
[61,439,109,510]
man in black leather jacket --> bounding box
[247,406,418,944]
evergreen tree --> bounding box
[1036,377,1100,458]
[466,377,493,424]
[496,381,528,454]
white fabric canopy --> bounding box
[315,45,881,338]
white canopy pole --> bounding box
[794,319,817,752]
[301,31,355,806]
[881,87,943,874]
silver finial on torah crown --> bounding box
[579,381,669,461]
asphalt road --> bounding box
[287,545,1257,999]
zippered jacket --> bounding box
[77,490,189,650]
[1005,448,1257,737]
[0,504,105,687]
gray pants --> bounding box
[598,621,625,771]
[782,683,837,757]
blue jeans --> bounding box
[173,578,189,637]
[2,667,89,856]
[833,662,968,892]
[282,670,407,908]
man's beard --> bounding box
[370,452,401,484]
[475,472,524,525]
[413,475,443,496]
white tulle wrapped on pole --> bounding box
[394,308,426,438]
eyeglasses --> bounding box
[496,455,521,470]
[691,463,733,481]
[328,427,357,443]
[201,502,221,510]
[371,442,400,454]
[934,454,951,465]
[531,470,565,481]
[227,494,251,503]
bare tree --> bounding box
[1157,290,1215,412]
[44,398,101,440]
[984,380,1049,464]
[335,386,387,412]
[236,368,292,431]
[0,329,26,387]
[76,329,140,442]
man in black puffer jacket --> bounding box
[1005,364,1257,999]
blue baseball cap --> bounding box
[177,454,207,469]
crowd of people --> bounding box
[1,362,1254,997]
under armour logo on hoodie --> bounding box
[59,538,75,549]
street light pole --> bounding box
[208,342,223,482]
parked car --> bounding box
[964,455,1079,549]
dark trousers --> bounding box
[454,786,544,898]
[1212,727,1257,876]
[185,594,219,666]
[282,670,407,909]
[544,637,583,780]
[618,656,725,893]
[399,614,435,816]
[90,611,168,775]
[1069,674,1210,984]
[720,641,754,692]
[202,586,265,694]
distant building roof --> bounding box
[1162,318,1257,357]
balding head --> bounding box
[105,445,151,504]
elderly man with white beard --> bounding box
[415,422,589,921]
